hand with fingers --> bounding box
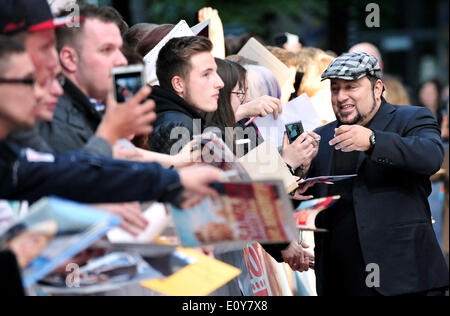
[282,131,320,171]
[329,125,373,152]
[172,139,203,168]
[177,165,222,209]
[96,85,156,146]
[281,241,315,272]
[90,202,148,237]
[235,95,283,121]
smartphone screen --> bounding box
[286,121,304,144]
[113,69,143,103]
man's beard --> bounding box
[336,91,377,126]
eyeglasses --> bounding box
[231,90,247,104]
[0,77,35,86]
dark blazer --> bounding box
[309,101,449,296]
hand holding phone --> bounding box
[112,65,145,103]
[285,121,304,144]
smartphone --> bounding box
[285,121,304,144]
[111,64,145,103]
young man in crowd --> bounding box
[35,4,155,156]
[149,36,225,154]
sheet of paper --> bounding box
[143,20,194,84]
[107,203,170,244]
[253,114,286,149]
[191,19,209,37]
[238,37,291,88]
[282,93,323,131]
[253,94,323,148]
[140,247,241,296]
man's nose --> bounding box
[215,73,224,89]
[337,89,349,103]
[115,50,128,67]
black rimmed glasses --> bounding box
[0,77,35,86]
[231,90,247,104]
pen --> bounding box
[244,116,258,126]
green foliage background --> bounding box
[146,0,327,37]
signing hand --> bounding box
[329,125,372,152]
[282,132,320,170]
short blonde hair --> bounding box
[298,52,335,97]
[383,75,410,105]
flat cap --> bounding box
[321,52,382,81]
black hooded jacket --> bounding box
[148,86,206,155]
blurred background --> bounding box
[80,0,449,103]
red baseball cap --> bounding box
[1,0,81,35]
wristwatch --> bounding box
[369,130,376,149]
[286,163,296,176]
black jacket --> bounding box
[0,141,183,205]
[309,101,449,296]
[38,78,112,157]
[0,250,25,296]
[149,86,206,155]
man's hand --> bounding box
[90,202,148,237]
[281,241,315,272]
[282,132,320,170]
[235,96,282,121]
[178,166,222,209]
[173,140,202,168]
[290,178,320,201]
[96,86,156,146]
[329,125,373,152]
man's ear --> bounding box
[374,79,384,101]
[59,46,78,74]
[171,76,185,95]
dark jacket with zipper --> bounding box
[148,86,205,155]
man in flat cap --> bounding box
[302,52,448,296]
